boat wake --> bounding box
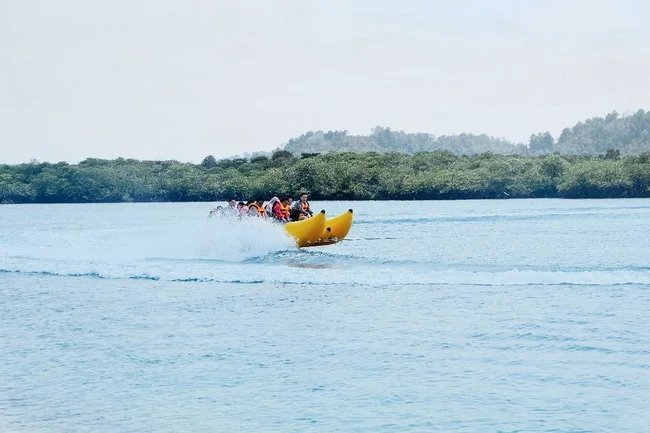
[2,254,650,288]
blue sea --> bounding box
[1,199,649,433]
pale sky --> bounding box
[1,0,649,164]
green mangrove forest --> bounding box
[2,150,650,203]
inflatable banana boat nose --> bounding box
[284,209,354,247]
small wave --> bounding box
[243,249,358,265]
[0,269,107,279]
[171,278,266,284]
[128,274,160,281]
[0,268,269,285]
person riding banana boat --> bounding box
[265,196,292,222]
[208,199,237,218]
[247,198,267,217]
[290,193,313,221]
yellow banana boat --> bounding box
[284,209,354,248]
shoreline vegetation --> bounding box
[1,110,650,203]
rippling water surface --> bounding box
[1,199,649,432]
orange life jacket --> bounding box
[280,203,291,219]
[301,201,310,212]
[248,202,266,217]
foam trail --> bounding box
[98,214,297,262]
[0,213,297,266]
[186,215,297,262]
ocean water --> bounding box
[1,199,649,433]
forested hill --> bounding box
[554,110,650,155]
[279,110,650,156]
[281,128,523,156]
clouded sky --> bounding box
[1,0,649,163]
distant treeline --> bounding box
[2,150,650,203]
[274,109,650,157]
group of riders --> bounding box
[208,193,313,223]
